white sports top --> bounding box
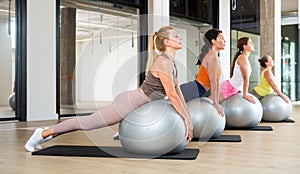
[229,57,252,91]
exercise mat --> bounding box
[261,118,295,123]
[32,145,199,160]
[192,135,242,142]
[225,125,273,131]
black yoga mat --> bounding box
[32,145,199,160]
[261,118,295,123]
[225,125,273,131]
[209,135,241,142]
[192,135,241,142]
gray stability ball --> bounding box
[187,97,225,141]
[221,93,262,128]
[8,92,16,111]
[261,94,292,121]
[119,99,188,156]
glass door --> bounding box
[59,0,139,117]
[281,39,297,101]
[0,0,16,120]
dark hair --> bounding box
[196,28,222,65]
[230,37,249,77]
[258,55,270,68]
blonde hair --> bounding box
[145,26,174,76]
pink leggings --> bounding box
[54,89,151,134]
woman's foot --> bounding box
[24,128,44,152]
[36,135,53,149]
[35,127,53,149]
[113,132,119,140]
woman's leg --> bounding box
[53,90,149,134]
[25,89,150,151]
[180,80,206,102]
[219,80,239,100]
[249,88,263,100]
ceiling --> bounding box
[0,0,298,40]
[0,0,298,18]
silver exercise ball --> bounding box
[221,93,262,128]
[119,99,187,155]
[187,97,225,140]
[261,94,292,121]
[8,92,15,111]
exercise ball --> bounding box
[221,93,262,128]
[187,97,225,141]
[261,94,292,121]
[119,99,187,156]
[8,92,15,111]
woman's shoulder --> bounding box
[152,56,172,72]
[203,52,217,64]
[263,68,272,76]
[155,55,170,65]
[237,55,249,64]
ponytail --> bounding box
[258,55,270,68]
[197,28,222,66]
[145,26,174,76]
[230,37,249,77]
[230,51,242,78]
[196,43,209,65]
[145,33,157,76]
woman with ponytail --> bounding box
[180,28,226,116]
[25,26,193,152]
[219,37,255,103]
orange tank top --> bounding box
[196,64,221,88]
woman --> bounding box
[180,28,225,116]
[25,26,193,152]
[250,55,289,103]
[219,37,255,103]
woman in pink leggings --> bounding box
[25,26,193,152]
[219,37,256,103]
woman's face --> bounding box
[214,33,226,50]
[244,38,255,52]
[167,29,183,50]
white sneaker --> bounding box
[36,135,53,149]
[113,132,119,140]
[36,127,53,149]
[24,128,43,152]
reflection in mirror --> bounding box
[59,0,138,116]
[0,0,16,119]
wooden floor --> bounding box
[0,105,299,174]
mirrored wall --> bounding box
[59,0,139,116]
[0,0,16,119]
[170,17,212,84]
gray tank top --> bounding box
[140,53,178,100]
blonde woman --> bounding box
[25,26,193,152]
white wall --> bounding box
[148,0,170,33]
[0,20,12,106]
[27,0,57,121]
[274,0,282,88]
[219,0,231,83]
[76,36,138,101]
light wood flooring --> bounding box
[0,105,299,174]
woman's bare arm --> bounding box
[205,55,224,116]
[264,69,290,103]
[238,56,255,103]
[151,57,193,140]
